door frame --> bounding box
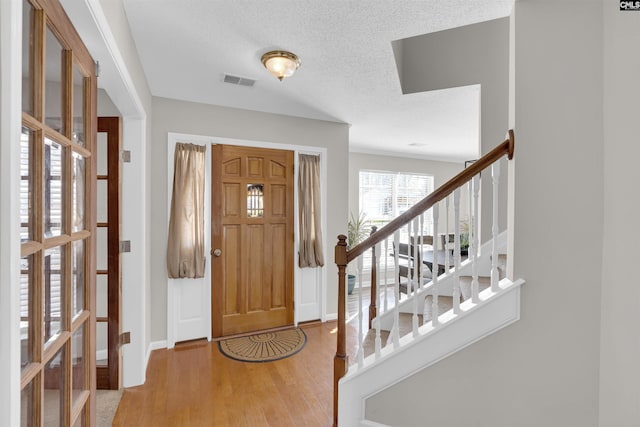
[60,0,149,389]
[166,132,328,347]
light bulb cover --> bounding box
[261,50,301,81]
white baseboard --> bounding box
[325,312,338,321]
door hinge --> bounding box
[95,60,100,77]
[120,332,131,346]
[120,240,131,253]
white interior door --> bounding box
[166,136,211,348]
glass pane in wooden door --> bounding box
[71,152,85,233]
[44,26,64,133]
[96,267,107,367]
[20,255,33,368]
[44,137,64,238]
[21,0,34,116]
[44,245,64,345]
[96,132,107,175]
[72,240,84,317]
[71,323,86,405]
[43,346,66,427]
[20,378,35,427]
[72,66,85,146]
[20,126,34,242]
[96,180,107,223]
[72,406,86,427]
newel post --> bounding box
[368,225,378,329]
[333,234,348,427]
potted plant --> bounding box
[347,212,370,294]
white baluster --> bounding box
[444,196,450,274]
[491,161,501,292]
[453,188,461,314]
[412,217,419,336]
[405,220,412,296]
[390,230,401,349]
[383,237,389,312]
[418,213,425,291]
[431,203,440,327]
[471,174,480,303]
[374,241,382,358]
[356,255,364,368]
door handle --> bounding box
[213,249,222,257]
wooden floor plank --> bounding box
[113,322,345,427]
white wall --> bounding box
[0,0,23,425]
[599,0,640,424]
[365,2,604,426]
[150,97,349,342]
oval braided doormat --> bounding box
[218,328,307,363]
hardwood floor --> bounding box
[112,322,352,427]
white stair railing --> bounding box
[335,131,515,426]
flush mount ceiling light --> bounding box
[261,50,301,81]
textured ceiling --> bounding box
[122,0,513,161]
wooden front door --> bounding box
[96,116,122,389]
[211,145,294,338]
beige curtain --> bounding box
[298,154,324,267]
[167,143,206,278]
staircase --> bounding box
[332,131,526,426]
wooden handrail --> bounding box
[346,130,514,263]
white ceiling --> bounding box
[122,0,513,162]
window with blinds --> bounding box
[358,170,434,272]
[359,170,434,231]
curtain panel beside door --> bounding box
[298,154,325,268]
[167,143,206,278]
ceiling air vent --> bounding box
[223,74,256,87]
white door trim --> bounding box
[0,0,24,424]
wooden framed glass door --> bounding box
[20,0,96,425]
[96,116,121,390]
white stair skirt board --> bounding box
[374,230,508,332]
[339,278,525,427]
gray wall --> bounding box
[398,17,510,240]
[366,2,605,426]
[599,0,640,424]
[151,97,349,342]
